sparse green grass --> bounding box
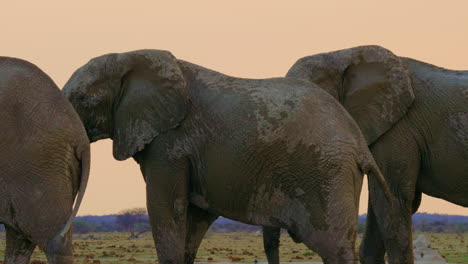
[0,232,464,263]
[421,232,468,263]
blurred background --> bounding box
[2,1,467,216]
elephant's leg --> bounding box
[184,205,218,263]
[367,177,416,264]
[296,165,361,264]
[412,190,422,213]
[263,227,280,264]
[359,201,386,264]
[144,158,189,264]
[44,229,73,264]
[300,220,358,264]
[4,226,36,264]
[362,138,420,264]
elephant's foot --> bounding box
[320,250,358,264]
[300,232,358,264]
[359,256,386,264]
[46,254,74,264]
[324,260,358,264]
[385,239,414,264]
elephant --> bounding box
[0,57,90,264]
[62,49,394,264]
[259,45,467,264]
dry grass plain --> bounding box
[0,232,465,263]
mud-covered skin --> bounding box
[63,49,392,264]
[285,45,468,264]
[0,57,90,264]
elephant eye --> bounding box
[76,94,86,102]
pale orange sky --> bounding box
[2,1,467,216]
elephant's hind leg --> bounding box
[294,168,361,263]
[4,226,36,264]
[302,232,357,264]
[291,200,359,264]
[263,226,280,264]
[184,205,218,264]
[44,229,74,264]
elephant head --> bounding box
[63,50,188,160]
[286,45,414,145]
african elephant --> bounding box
[0,57,90,264]
[263,45,467,264]
[63,49,393,264]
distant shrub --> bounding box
[116,208,150,238]
[73,220,95,234]
[58,212,468,234]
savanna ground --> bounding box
[0,232,465,263]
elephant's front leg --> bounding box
[184,205,218,263]
[361,139,420,264]
[145,158,190,264]
[366,181,415,264]
[263,227,281,264]
[359,201,386,264]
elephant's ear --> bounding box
[287,45,414,145]
[112,50,188,160]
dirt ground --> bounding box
[0,232,465,263]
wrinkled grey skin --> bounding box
[63,49,393,264]
[266,45,467,264]
[0,57,90,264]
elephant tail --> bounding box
[360,153,394,212]
[58,143,91,237]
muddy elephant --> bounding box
[0,57,90,264]
[63,49,393,264]
[262,45,466,264]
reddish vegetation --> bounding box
[229,256,244,262]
